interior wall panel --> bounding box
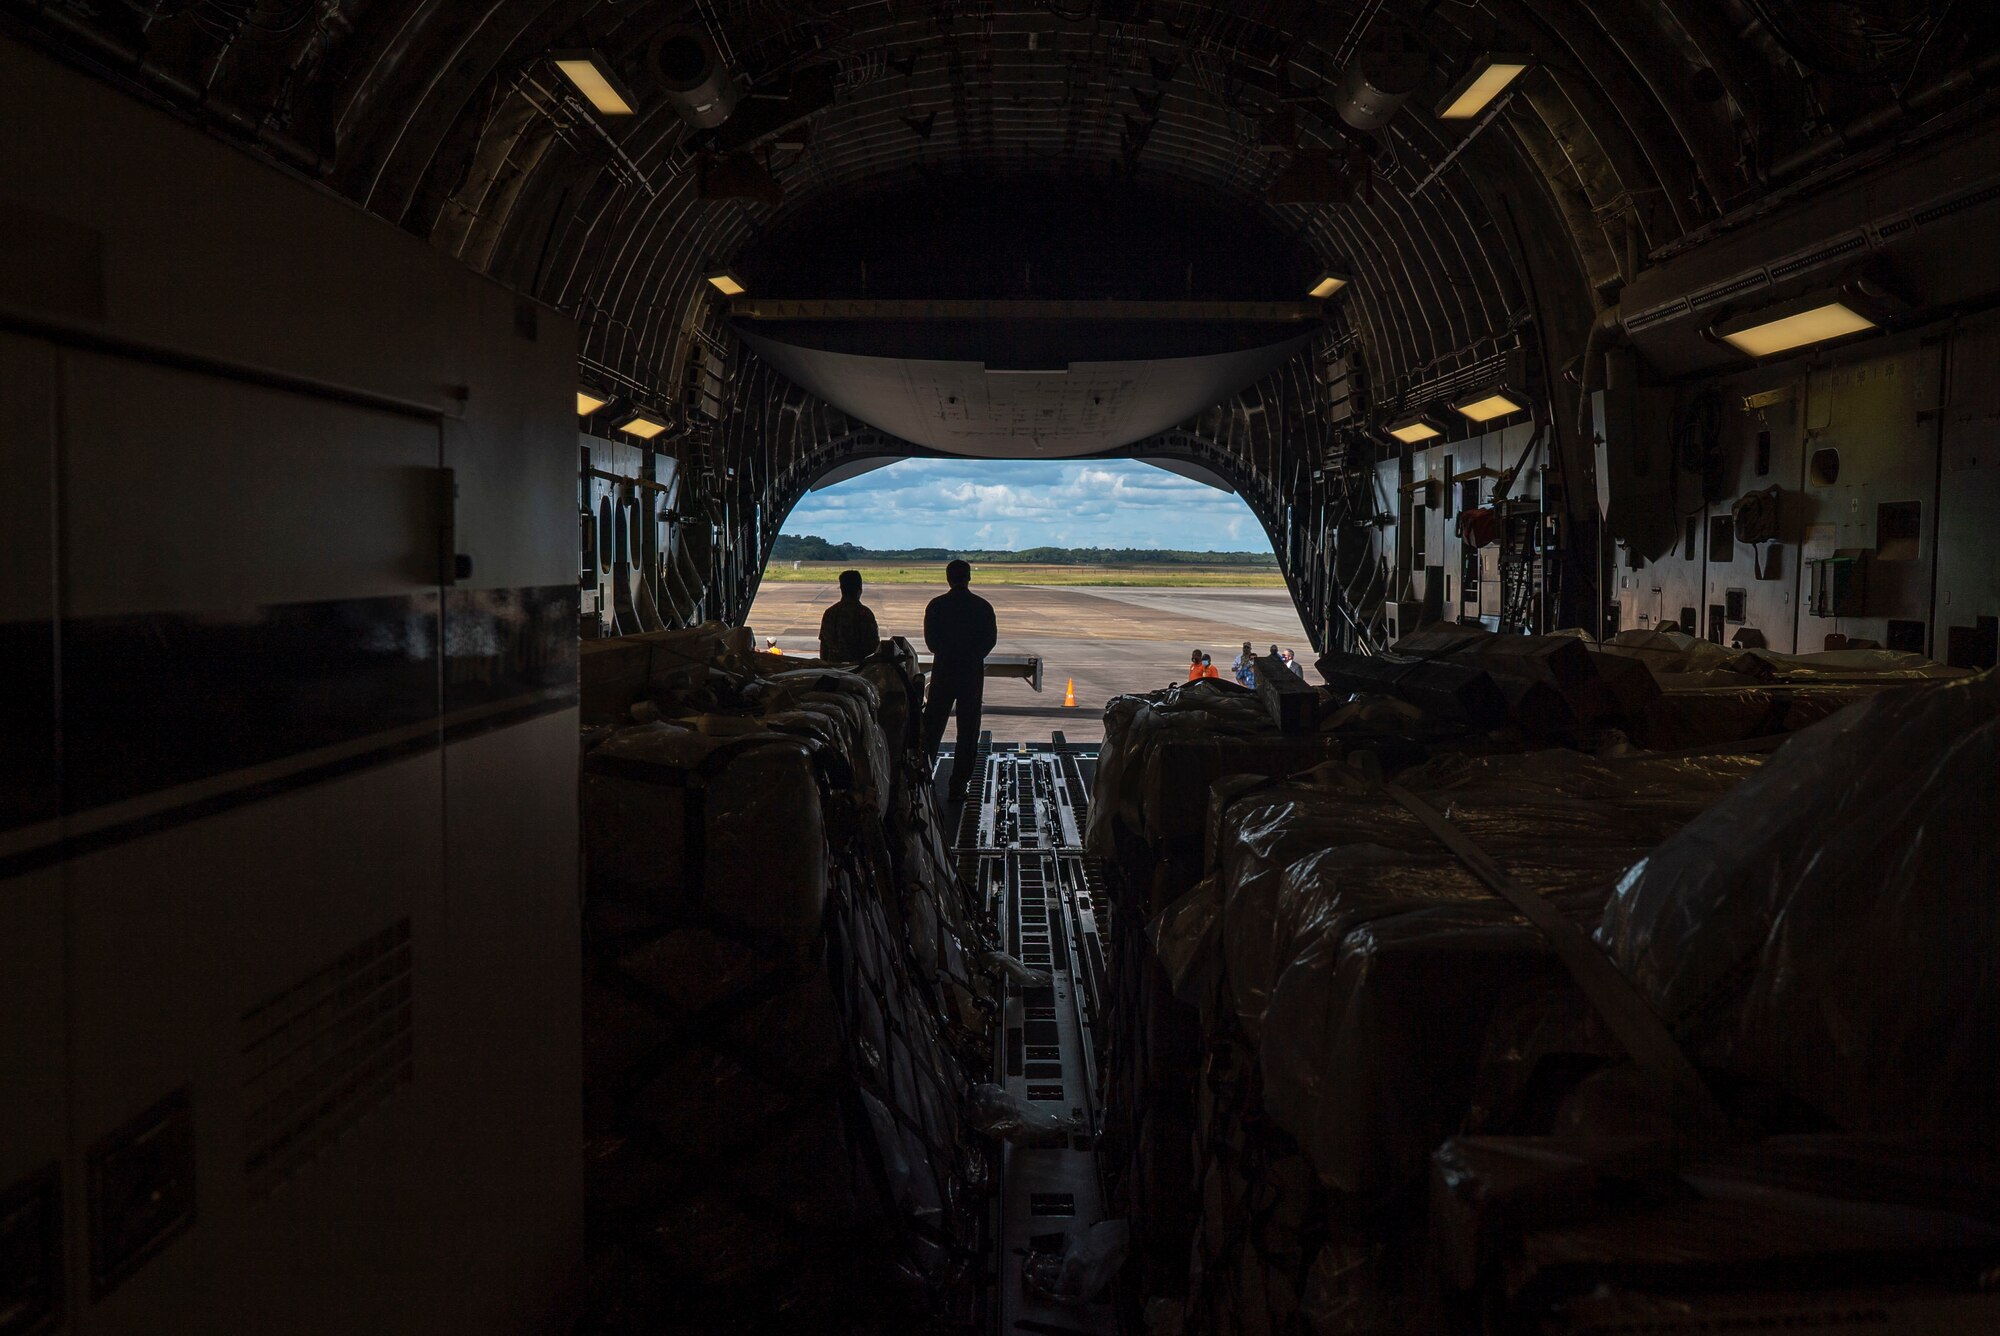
[65,759,443,1336]
[1935,313,2000,666]
[0,36,582,1336]
[435,276,582,1336]
[427,710,582,1334]
[1796,339,1944,653]
[1701,365,1809,653]
[0,332,68,1335]
[0,40,458,414]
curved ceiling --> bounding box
[11,1,1993,435]
[741,327,1313,457]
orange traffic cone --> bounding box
[1064,677,1076,708]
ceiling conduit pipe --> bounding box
[1505,96,1623,292]
[1560,0,1741,210]
[1767,46,2000,182]
[1484,0,1702,237]
[1650,0,1771,167]
[25,0,333,176]
[1574,303,1620,442]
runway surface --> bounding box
[744,582,1312,743]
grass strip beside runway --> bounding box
[760,563,1288,587]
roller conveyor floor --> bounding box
[940,737,1119,1335]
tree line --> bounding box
[772,534,1278,566]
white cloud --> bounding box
[785,459,1269,552]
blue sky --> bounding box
[783,458,1270,551]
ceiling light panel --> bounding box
[1452,390,1526,422]
[1438,55,1531,121]
[552,54,636,117]
[1717,302,1877,358]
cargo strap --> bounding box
[1380,780,1729,1136]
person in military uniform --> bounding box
[818,568,881,662]
[922,560,998,799]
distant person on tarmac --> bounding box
[1202,653,1219,679]
[1232,642,1256,688]
[1187,649,1207,682]
[818,568,880,662]
[923,560,998,799]
[1286,649,1306,678]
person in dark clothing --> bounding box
[818,568,880,662]
[922,559,998,799]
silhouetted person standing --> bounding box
[818,568,880,662]
[923,559,997,799]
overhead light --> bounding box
[1385,411,1443,444]
[1712,298,1878,359]
[618,413,669,440]
[1308,271,1351,299]
[552,51,637,117]
[1451,388,1528,423]
[577,388,610,416]
[704,268,747,296]
[1437,53,1531,121]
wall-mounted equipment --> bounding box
[1450,385,1528,423]
[618,411,669,440]
[1437,52,1532,121]
[1708,514,1735,563]
[1875,500,1921,561]
[1332,28,1429,131]
[1385,410,1442,444]
[551,50,638,117]
[648,24,739,129]
[1591,348,1678,560]
[1808,550,1867,619]
[1710,279,1906,360]
[88,1090,196,1299]
[1455,505,1500,549]
[1732,485,1782,545]
[1400,476,1441,509]
[705,65,837,155]
[1308,270,1351,299]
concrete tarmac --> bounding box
[745,582,1312,743]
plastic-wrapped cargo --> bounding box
[1154,746,1762,1336]
[1577,628,1964,748]
[1428,1133,2000,1333]
[575,625,994,1333]
[758,668,894,816]
[1628,682,1878,748]
[1087,679,1353,882]
[1598,668,1999,1149]
[1392,624,1661,735]
[1600,627,1965,685]
[583,720,830,955]
[854,635,924,760]
[1086,679,1372,1309]
[1194,748,1758,1196]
